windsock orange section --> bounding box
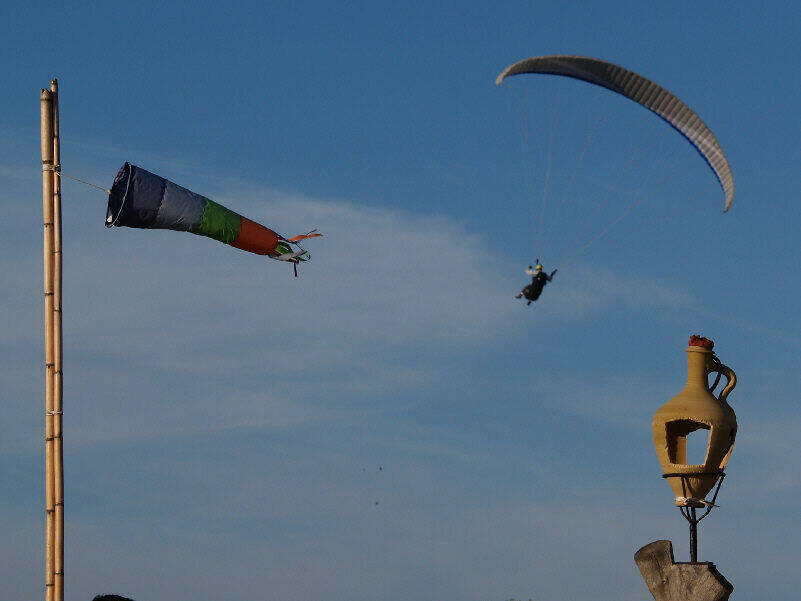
[231,216,280,255]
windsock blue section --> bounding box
[106,162,207,230]
[158,181,207,231]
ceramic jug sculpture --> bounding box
[652,336,737,507]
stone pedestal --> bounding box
[635,540,733,601]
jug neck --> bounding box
[685,347,712,390]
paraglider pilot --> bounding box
[515,262,557,305]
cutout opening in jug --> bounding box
[665,419,711,465]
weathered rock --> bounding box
[635,540,733,601]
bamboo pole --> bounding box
[40,88,56,601]
[50,78,64,601]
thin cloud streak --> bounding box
[2,180,715,452]
[7,171,793,601]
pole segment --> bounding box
[689,506,698,563]
[50,78,64,601]
[40,88,56,601]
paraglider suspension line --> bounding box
[662,471,726,563]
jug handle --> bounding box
[708,355,736,404]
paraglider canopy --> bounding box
[496,55,734,211]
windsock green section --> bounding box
[106,162,280,255]
[195,198,242,245]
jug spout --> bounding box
[685,343,714,390]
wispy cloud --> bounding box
[2,176,714,452]
[4,167,800,601]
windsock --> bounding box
[106,163,321,266]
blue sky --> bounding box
[1,2,800,600]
